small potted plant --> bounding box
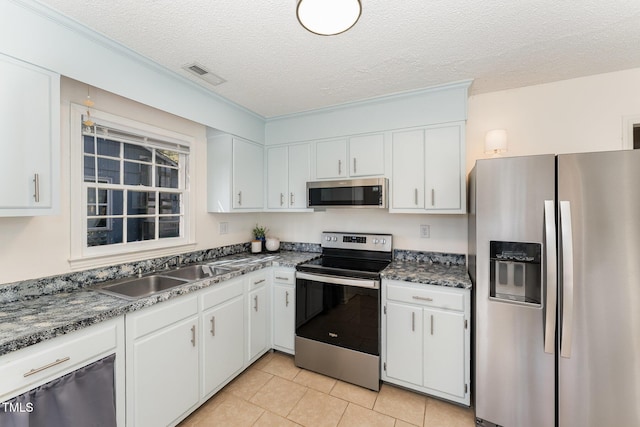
[252,224,268,253]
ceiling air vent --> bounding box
[182,62,226,86]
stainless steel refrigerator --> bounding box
[468,151,640,427]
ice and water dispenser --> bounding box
[489,241,542,305]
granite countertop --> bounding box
[381,260,472,290]
[0,251,319,357]
[0,249,471,357]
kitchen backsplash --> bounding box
[0,243,463,304]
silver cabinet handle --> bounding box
[254,295,258,312]
[414,188,418,205]
[353,158,357,174]
[430,314,434,335]
[254,279,265,286]
[560,201,574,358]
[290,192,294,206]
[280,193,284,206]
[544,200,557,354]
[238,191,242,206]
[431,189,435,206]
[275,276,289,281]
[210,316,216,337]
[411,312,415,332]
[285,291,290,307]
[24,357,70,377]
[338,159,342,175]
[412,295,433,302]
[191,325,196,347]
[33,173,40,202]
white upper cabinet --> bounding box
[315,138,348,179]
[315,134,386,180]
[207,134,264,212]
[391,122,465,214]
[0,54,60,216]
[266,143,310,210]
[349,134,385,177]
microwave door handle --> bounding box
[559,201,575,358]
[543,200,557,354]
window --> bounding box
[70,104,194,265]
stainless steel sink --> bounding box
[97,275,190,300]
[162,265,231,281]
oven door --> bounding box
[295,272,380,356]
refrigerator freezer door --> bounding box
[557,151,640,427]
[474,155,555,427]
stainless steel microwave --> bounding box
[307,178,388,209]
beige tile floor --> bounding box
[178,351,475,427]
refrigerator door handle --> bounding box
[560,200,575,358]
[544,200,557,354]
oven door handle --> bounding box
[296,272,380,289]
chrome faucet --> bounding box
[154,254,183,271]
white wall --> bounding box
[465,68,640,172]
[0,77,258,285]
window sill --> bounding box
[68,242,197,271]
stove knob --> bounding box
[373,238,379,244]
[325,236,332,241]
[381,239,386,245]
[332,237,338,242]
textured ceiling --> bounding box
[36,0,640,118]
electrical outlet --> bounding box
[420,224,430,238]
[219,222,229,235]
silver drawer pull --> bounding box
[254,279,265,285]
[24,357,70,377]
[275,276,289,281]
[412,296,434,302]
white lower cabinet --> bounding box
[246,271,269,362]
[201,278,245,399]
[382,279,470,406]
[126,296,200,427]
[272,269,296,354]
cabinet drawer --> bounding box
[201,278,243,311]
[387,284,464,311]
[247,272,268,289]
[129,296,198,339]
[0,319,119,400]
[273,269,295,285]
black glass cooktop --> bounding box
[296,256,391,279]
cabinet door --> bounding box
[316,139,347,179]
[233,138,264,209]
[392,129,425,209]
[349,134,385,176]
[267,146,288,209]
[423,308,466,397]
[424,125,462,210]
[202,296,244,397]
[385,302,423,386]
[273,284,295,352]
[288,143,310,208]
[0,54,59,215]
[248,286,268,361]
[132,316,199,427]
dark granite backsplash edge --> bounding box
[0,241,322,304]
[393,249,466,266]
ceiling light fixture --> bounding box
[296,0,362,36]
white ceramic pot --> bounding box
[251,240,262,253]
[265,237,280,252]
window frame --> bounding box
[70,104,196,268]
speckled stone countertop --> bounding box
[0,251,319,357]
[381,261,471,289]
[381,251,472,290]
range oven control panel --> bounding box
[322,232,392,252]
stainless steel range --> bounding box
[295,231,392,391]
